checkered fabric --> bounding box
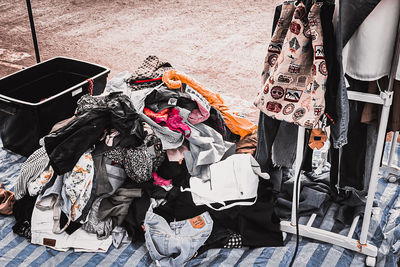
[224,233,242,248]
[128,56,173,91]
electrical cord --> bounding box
[288,132,310,267]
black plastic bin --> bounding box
[0,57,110,157]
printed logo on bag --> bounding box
[313,81,320,92]
[277,73,293,84]
[311,29,319,41]
[263,84,269,94]
[318,61,327,76]
[309,18,319,27]
[268,76,275,85]
[304,120,314,128]
[293,108,306,121]
[313,105,323,116]
[190,215,205,229]
[259,95,265,106]
[277,18,285,27]
[290,22,301,35]
[297,76,307,87]
[288,63,301,74]
[289,37,300,52]
[314,45,324,59]
[283,103,295,115]
[266,101,283,113]
[303,27,311,39]
[270,86,285,99]
[284,88,303,102]
[268,54,278,66]
[305,82,313,93]
[294,6,306,19]
[268,43,282,53]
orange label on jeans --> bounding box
[189,216,205,229]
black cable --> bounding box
[288,130,310,267]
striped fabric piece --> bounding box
[13,146,49,200]
[0,140,399,267]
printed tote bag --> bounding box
[254,1,327,128]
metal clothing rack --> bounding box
[280,12,400,267]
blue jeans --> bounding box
[144,201,213,267]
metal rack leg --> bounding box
[388,131,399,166]
[291,126,306,226]
[359,104,392,244]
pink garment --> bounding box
[188,100,210,125]
[144,107,191,137]
[166,145,189,163]
[152,173,172,186]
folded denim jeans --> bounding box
[144,200,213,267]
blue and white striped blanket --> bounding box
[0,140,399,267]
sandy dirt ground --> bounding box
[0,0,282,123]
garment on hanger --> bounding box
[329,77,378,223]
[341,0,400,132]
[342,0,400,82]
[361,78,400,132]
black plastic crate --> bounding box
[0,57,110,156]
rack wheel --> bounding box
[366,256,376,266]
[387,174,397,183]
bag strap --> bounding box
[204,197,258,211]
[180,186,258,211]
[52,195,71,234]
[180,186,226,206]
[35,195,57,211]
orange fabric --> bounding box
[162,69,257,138]
[308,128,327,150]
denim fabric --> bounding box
[329,77,378,223]
[329,0,349,148]
[276,166,331,218]
[331,0,380,148]
[144,200,213,267]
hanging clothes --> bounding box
[361,78,400,132]
[342,0,400,132]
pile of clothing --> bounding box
[9,56,283,266]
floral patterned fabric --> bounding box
[104,133,165,183]
[27,166,54,197]
[64,152,94,221]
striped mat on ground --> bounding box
[0,140,399,267]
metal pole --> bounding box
[26,0,40,63]
[291,126,305,225]
[359,14,400,245]
[388,131,399,166]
